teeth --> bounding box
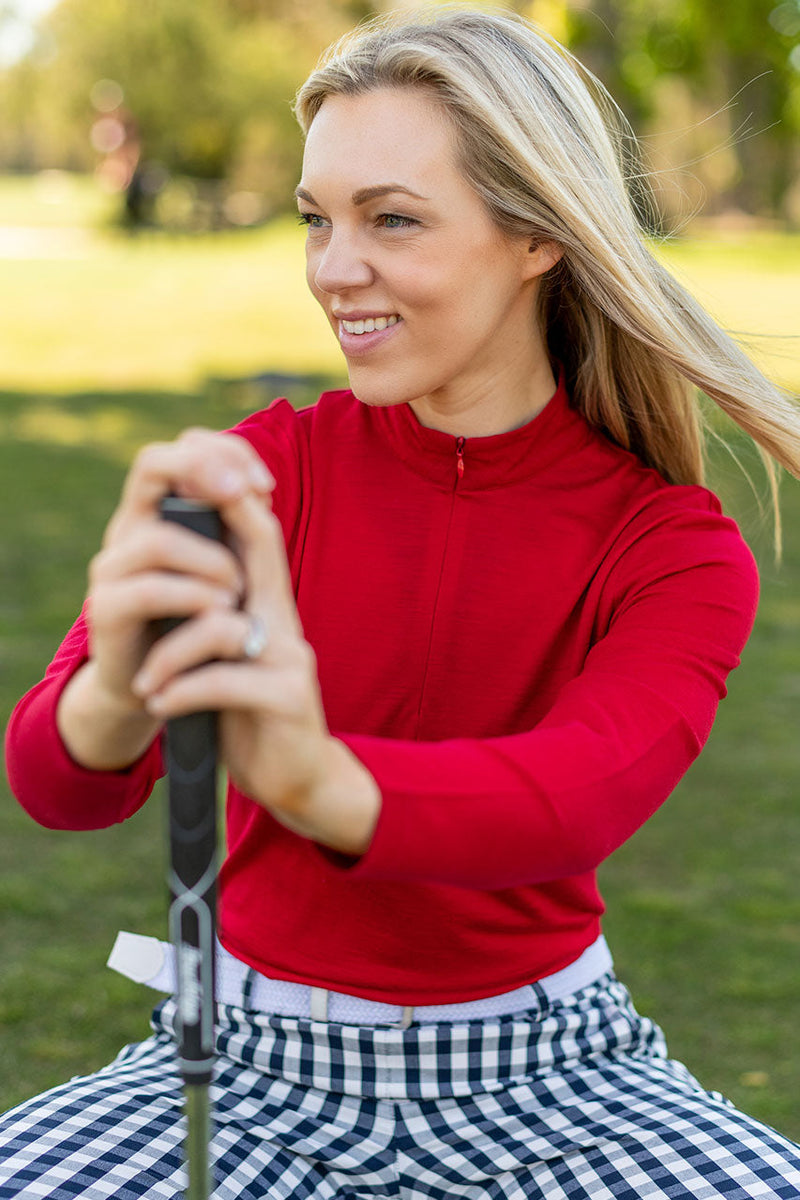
[341,315,399,335]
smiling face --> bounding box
[297,87,561,436]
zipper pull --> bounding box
[455,436,466,480]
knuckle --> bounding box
[203,607,236,644]
[224,434,275,486]
[132,441,168,474]
[155,522,195,560]
[261,508,284,544]
[88,548,110,585]
[221,431,258,459]
[301,639,317,667]
[135,576,162,608]
[177,426,214,447]
[294,639,317,673]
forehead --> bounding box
[301,87,459,189]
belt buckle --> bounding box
[310,986,329,1021]
[395,1005,415,1030]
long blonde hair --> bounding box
[295,6,800,549]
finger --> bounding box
[110,431,275,536]
[132,608,268,697]
[89,575,238,634]
[143,656,309,721]
[91,522,244,594]
[217,491,298,629]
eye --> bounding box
[378,213,418,229]
[297,212,327,229]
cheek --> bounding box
[394,259,462,317]
[415,238,507,311]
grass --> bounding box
[652,232,800,393]
[0,171,118,227]
[0,172,798,393]
[0,218,342,391]
[0,175,799,1141]
[0,173,342,391]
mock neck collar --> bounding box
[368,372,592,490]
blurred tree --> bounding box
[0,0,377,222]
[1,0,798,226]
[549,0,800,225]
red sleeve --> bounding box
[334,496,759,889]
[4,605,163,830]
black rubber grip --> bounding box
[158,496,222,1086]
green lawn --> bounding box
[0,172,798,393]
[0,173,342,391]
[1,176,799,1142]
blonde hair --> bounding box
[295,6,800,551]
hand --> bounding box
[56,429,269,770]
[86,430,264,707]
[116,429,381,855]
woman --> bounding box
[3,8,800,1198]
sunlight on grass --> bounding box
[4,404,140,462]
[0,175,797,393]
[0,214,343,391]
[654,232,800,392]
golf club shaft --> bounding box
[159,496,222,1200]
[184,1086,212,1200]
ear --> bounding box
[522,239,564,282]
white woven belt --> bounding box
[108,931,612,1029]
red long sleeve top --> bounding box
[5,379,759,1004]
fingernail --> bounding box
[132,671,152,696]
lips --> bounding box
[335,313,404,358]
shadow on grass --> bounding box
[1,381,798,1141]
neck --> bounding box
[409,352,557,439]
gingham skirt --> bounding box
[1,970,799,1199]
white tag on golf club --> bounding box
[107,931,170,988]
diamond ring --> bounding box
[241,614,268,661]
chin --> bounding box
[346,369,413,409]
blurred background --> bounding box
[1,0,798,1144]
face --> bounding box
[297,87,560,434]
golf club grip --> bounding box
[158,497,222,1087]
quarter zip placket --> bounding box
[413,435,466,737]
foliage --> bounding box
[525,0,800,223]
[0,0,366,219]
[1,0,799,224]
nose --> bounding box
[309,227,374,296]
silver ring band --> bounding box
[241,614,268,661]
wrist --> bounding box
[280,738,381,855]
[57,661,160,771]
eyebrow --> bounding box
[294,184,430,205]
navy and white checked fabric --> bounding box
[1,972,799,1199]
